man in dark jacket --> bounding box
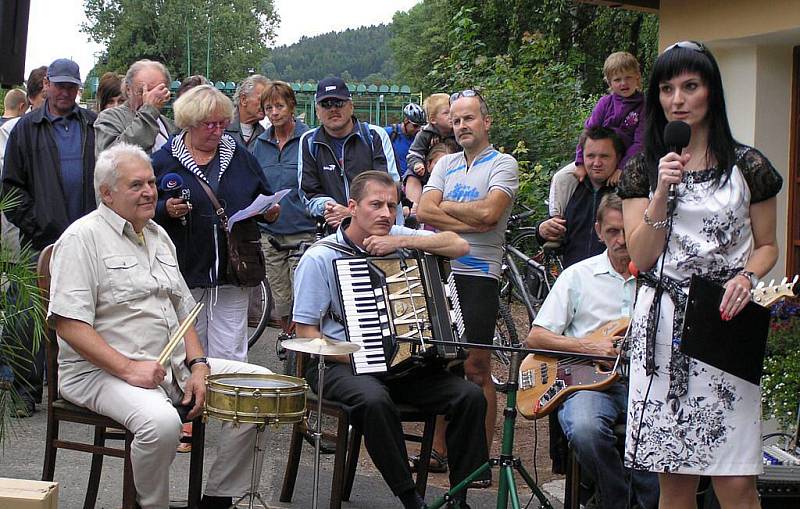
[1,58,97,416]
[536,127,622,268]
[298,77,398,229]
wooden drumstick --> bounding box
[158,302,204,366]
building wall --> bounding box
[657,1,799,279]
[659,0,800,49]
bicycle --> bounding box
[246,278,274,348]
[246,235,316,351]
[500,207,563,304]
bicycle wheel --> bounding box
[491,301,518,393]
[247,278,274,349]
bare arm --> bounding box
[55,316,166,388]
[719,197,779,319]
[439,189,513,228]
[180,325,210,418]
[525,325,617,358]
[417,189,488,233]
[364,230,469,258]
[623,152,688,271]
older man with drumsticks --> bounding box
[47,143,273,509]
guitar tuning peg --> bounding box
[768,279,775,287]
[780,276,788,285]
[793,275,799,284]
[756,281,765,290]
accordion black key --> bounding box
[333,251,465,376]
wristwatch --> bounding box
[186,356,210,369]
[738,270,758,288]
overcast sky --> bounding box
[24,0,419,79]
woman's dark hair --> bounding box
[642,42,738,189]
[176,75,211,99]
[96,72,123,111]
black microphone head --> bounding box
[160,173,184,192]
[664,120,691,152]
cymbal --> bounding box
[281,337,361,356]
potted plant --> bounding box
[0,190,46,442]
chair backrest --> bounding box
[36,244,59,403]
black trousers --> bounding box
[305,361,490,496]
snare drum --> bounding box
[205,373,307,425]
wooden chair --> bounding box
[37,244,206,509]
[280,353,436,509]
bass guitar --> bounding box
[517,317,629,420]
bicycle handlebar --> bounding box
[508,208,536,224]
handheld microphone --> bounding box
[159,173,189,226]
[663,120,691,212]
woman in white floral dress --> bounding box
[618,41,783,508]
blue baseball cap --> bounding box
[47,59,82,86]
[315,77,351,102]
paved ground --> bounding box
[0,327,565,508]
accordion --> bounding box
[333,251,465,376]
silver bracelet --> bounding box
[643,209,669,230]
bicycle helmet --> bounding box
[402,103,426,125]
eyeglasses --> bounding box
[200,120,230,131]
[664,40,706,54]
[319,98,348,110]
[450,89,484,104]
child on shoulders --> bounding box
[549,51,644,218]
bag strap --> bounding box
[194,176,229,230]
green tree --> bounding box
[390,0,657,217]
[262,24,396,82]
[81,0,279,82]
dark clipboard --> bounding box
[679,275,770,385]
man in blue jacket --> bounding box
[298,77,399,230]
[1,58,97,417]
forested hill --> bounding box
[261,24,395,82]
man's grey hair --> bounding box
[124,59,172,93]
[233,74,269,104]
[94,143,152,203]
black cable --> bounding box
[627,203,676,509]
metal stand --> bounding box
[428,349,553,509]
[311,354,327,509]
[230,424,269,509]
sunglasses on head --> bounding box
[665,40,706,54]
[319,98,348,110]
[450,89,483,104]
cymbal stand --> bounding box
[428,346,554,509]
[311,353,327,509]
[231,423,269,509]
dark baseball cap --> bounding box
[315,77,351,102]
[47,58,82,86]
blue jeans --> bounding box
[558,383,658,509]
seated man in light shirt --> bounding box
[525,193,658,509]
[48,143,270,509]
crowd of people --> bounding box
[0,39,782,509]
